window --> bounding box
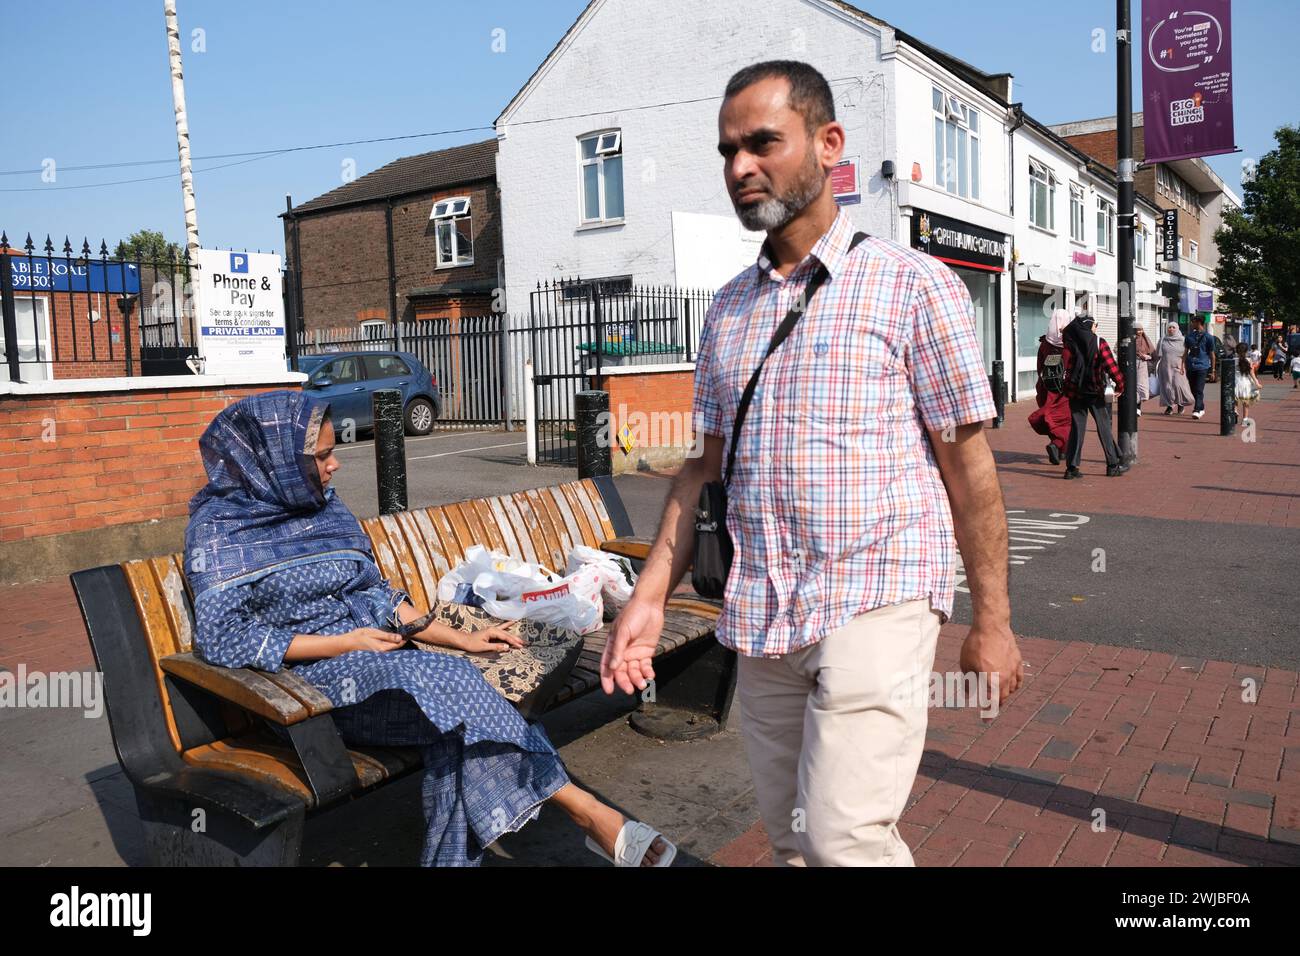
[363,354,411,378]
[1069,183,1086,242]
[932,87,980,200]
[1135,222,1148,268]
[579,130,624,223]
[315,357,359,385]
[431,196,473,267]
[360,319,386,340]
[1188,240,1198,261]
[1029,159,1056,231]
[1096,198,1115,254]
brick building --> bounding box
[281,138,502,333]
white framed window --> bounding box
[360,319,387,340]
[1189,240,1198,261]
[430,195,473,267]
[578,129,624,224]
[1135,222,1148,268]
[1028,159,1056,231]
[932,87,980,200]
[1178,237,1185,257]
[1069,183,1086,242]
[1,297,53,381]
[1096,198,1115,254]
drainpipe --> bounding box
[1008,105,1027,402]
[385,199,398,350]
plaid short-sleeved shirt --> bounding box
[692,211,996,658]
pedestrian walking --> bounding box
[1027,308,1071,464]
[1182,316,1217,419]
[1267,336,1286,379]
[1235,343,1262,425]
[602,60,1021,867]
[1292,353,1300,389]
[1134,320,1156,415]
[1156,321,1194,413]
[1061,314,1126,478]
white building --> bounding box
[1010,114,1161,400]
[493,0,1017,379]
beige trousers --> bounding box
[736,598,941,867]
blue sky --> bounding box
[2,0,1292,256]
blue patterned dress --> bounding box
[193,554,571,866]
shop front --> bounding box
[910,209,1008,378]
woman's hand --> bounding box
[453,624,526,654]
[340,627,407,654]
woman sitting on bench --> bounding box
[185,389,674,867]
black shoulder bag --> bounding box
[692,232,867,599]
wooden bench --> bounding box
[71,475,733,866]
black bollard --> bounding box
[989,359,1006,428]
[1219,344,1236,437]
[373,388,408,514]
[575,390,611,478]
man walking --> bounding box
[1182,316,1217,419]
[601,61,1022,866]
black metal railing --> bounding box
[1,232,198,382]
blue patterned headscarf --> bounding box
[184,390,375,597]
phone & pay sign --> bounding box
[193,250,286,375]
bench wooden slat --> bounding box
[544,485,584,557]
[441,502,477,559]
[122,561,185,752]
[260,669,335,717]
[559,481,600,548]
[579,478,617,540]
[378,514,422,606]
[600,537,653,562]
[487,496,524,562]
[571,480,611,545]
[148,555,195,655]
[427,506,465,569]
[392,511,434,611]
[524,488,567,570]
[411,508,453,585]
[510,491,553,572]
[497,494,539,564]
[452,500,489,554]
[366,520,405,598]
[161,653,308,725]
[470,499,507,554]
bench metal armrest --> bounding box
[599,536,655,562]
[160,653,333,726]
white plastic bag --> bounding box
[565,545,637,616]
[517,564,605,634]
[436,545,558,620]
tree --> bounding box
[1213,125,1300,327]
[113,229,184,263]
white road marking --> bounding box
[956,510,1091,593]
[335,430,503,450]
[408,441,526,461]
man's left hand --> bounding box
[959,622,1023,709]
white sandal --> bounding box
[585,820,677,867]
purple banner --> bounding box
[1141,0,1236,163]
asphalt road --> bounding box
[329,428,1296,669]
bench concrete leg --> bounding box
[629,641,737,742]
[135,790,305,867]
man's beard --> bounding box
[733,149,827,232]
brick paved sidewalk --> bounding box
[711,624,1300,867]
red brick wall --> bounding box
[592,369,696,467]
[0,383,297,543]
[292,179,501,331]
[7,290,144,380]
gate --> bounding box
[527,278,712,464]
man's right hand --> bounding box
[601,597,665,695]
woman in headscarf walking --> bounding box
[1155,320,1195,415]
[1134,320,1157,416]
[185,390,675,867]
[1027,308,1072,465]
[1061,313,1126,478]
